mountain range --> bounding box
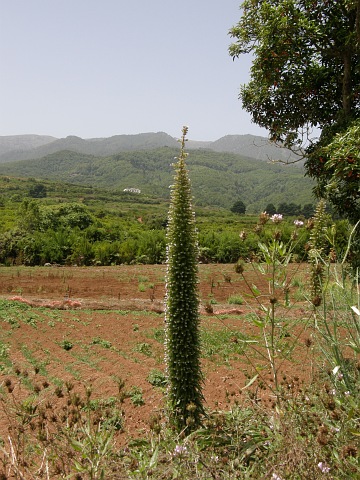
[0,132,297,164]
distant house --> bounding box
[123,188,141,194]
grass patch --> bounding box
[0,341,10,372]
[227,294,244,305]
[201,327,248,363]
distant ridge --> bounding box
[209,134,295,163]
[0,132,296,164]
[0,132,178,163]
[0,134,57,156]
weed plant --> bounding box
[227,294,244,305]
[233,211,312,399]
[0,378,126,479]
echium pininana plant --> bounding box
[307,199,330,309]
[164,126,204,431]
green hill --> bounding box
[0,147,314,212]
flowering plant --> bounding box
[270,213,283,224]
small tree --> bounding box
[29,183,47,198]
[278,202,302,216]
[164,126,204,431]
[264,203,277,215]
[231,200,246,214]
[301,203,315,219]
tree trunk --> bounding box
[357,0,360,45]
[342,50,353,118]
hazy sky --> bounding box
[1,0,267,141]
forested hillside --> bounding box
[0,147,313,212]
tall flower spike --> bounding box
[164,126,204,431]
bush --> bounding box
[231,200,246,214]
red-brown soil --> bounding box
[0,264,313,443]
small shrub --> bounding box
[138,275,149,283]
[129,386,145,406]
[147,369,167,388]
[133,342,152,357]
[227,295,244,305]
[91,337,112,349]
[59,339,73,351]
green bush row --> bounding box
[0,219,351,266]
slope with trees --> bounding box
[0,148,314,212]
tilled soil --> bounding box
[0,263,313,442]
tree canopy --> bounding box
[314,118,360,225]
[29,183,47,198]
[229,0,360,269]
[229,0,360,150]
[231,200,246,214]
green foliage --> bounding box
[318,119,360,223]
[230,199,246,214]
[133,342,152,357]
[302,203,315,218]
[59,339,74,351]
[91,337,112,349]
[0,341,10,371]
[227,294,244,305]
[229,0,360,149]
[165,127,204,430]
[278,202,301,217]
[129,386,145,407]
[0,147,314,211]
[308,120,360,271]
[200,328,246,362]
[29,183,47,198]
[264,203,276,215]
[0,175,348,267]
[146,369,167,388]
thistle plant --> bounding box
[236,212,309,398]
[164,126,204,431]
[307,201,360,395]
[307,199,330,309]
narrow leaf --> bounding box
[241,374,259,390]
